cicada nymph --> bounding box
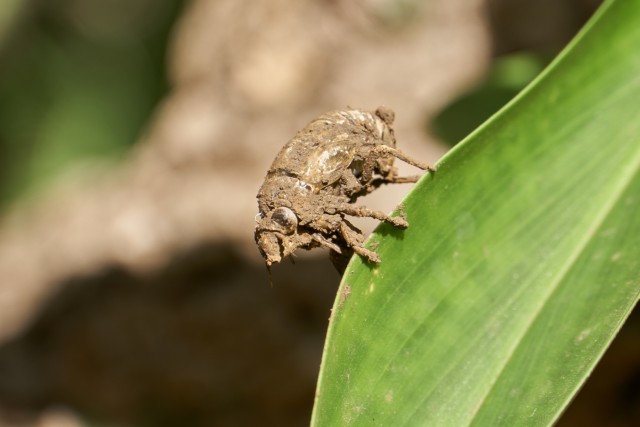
[255,106,434,271]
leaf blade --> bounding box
[312,0,640,426]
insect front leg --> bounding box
[311,233,343,254]
[334,203,408,228]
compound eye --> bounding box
[270,207,298,234]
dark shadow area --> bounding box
[430,0,602,147]
[430,53,546,146]
[0,243,339,427]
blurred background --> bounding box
[0,0,637,426]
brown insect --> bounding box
[255,106,434,271]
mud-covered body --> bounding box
[258,108,396,209]
[255,107,432,269]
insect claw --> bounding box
[390,216,408,228]
[348,243,381,264]
[361,248,381,264]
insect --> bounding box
[255,106,434,271]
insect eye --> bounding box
[270,207,298,234]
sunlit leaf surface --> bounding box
[312,1,640,425]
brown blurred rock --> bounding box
[0,0,491,425]
[0,244,338,427]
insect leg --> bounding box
[368,175,422,191]
[340,220,380,263]
[361,147,390,183]
[384,175,422,183]
[375,145,435,172]
[336,204,408,228]
[311,233,343,254]
[339,169,366,197]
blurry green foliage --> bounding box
[431,53,547,146]
[0,0,183,209]
[0,0,22,45]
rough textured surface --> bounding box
[255,107,432,268]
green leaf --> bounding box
[311,1,640,426]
